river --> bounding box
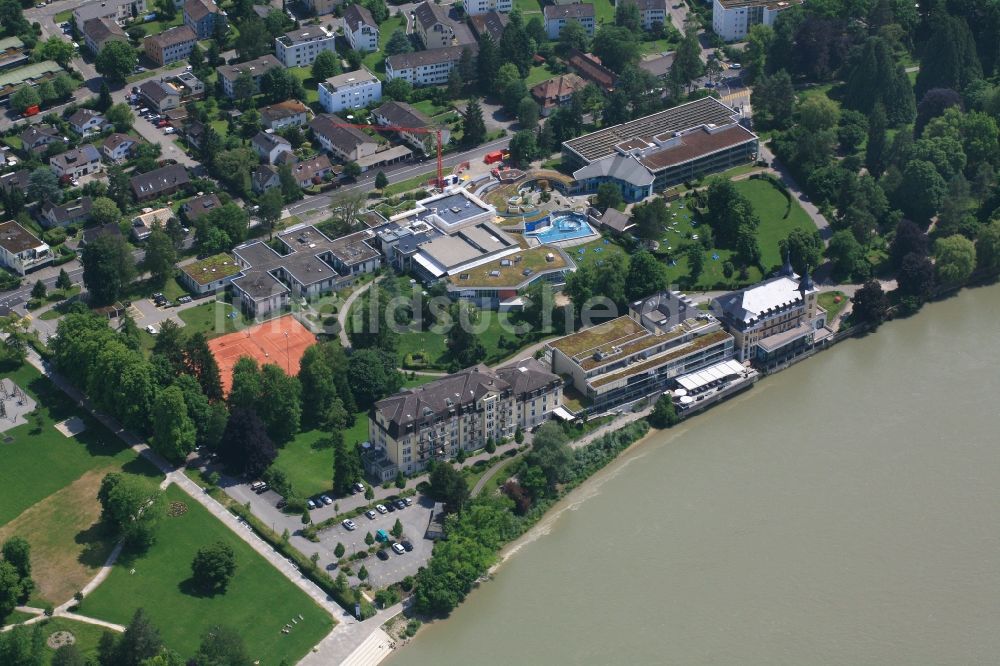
[389,284,1000,665]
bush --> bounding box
[405,619,421,637]
[43,227,67,245]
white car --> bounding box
[375,504,388,514]
[145,325,158,335]
[730,63,742,69]
[391,543,405,555]
[341,519,357,531]
[163,127,175,134]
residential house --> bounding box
[0,220,51,275]
[179,193,221,223]
[287,154,332,187]
[217,54,284,98]
[309,114,377,162]
[251,165,280,193]
[543,3,595,39]
[0,170,31,196]
[39,197,93,228]
[81,222,122,245]
[72,0,147,26]
[530,73,586,116]
[413,1,458,48]
[468,10,508,42]
[365,359,561,478]
[318,68,381,113]
[251,131,293,164]
[464,0,512,15]
[49,144,102,179]
[385,45,474,86]
[102,133,137,162]
[130,163,190,202]
[183,118,207,149]
[372,101,450,153]
[183,0,226,39]
[260,100,309,130]
[163,71,205,101]
[130,207,175,241]
[19,125,60,155]
[300,0,342,16]
[81,17,127,55]
[67,108,106,135]
[137,79,181,113]
[275,26,336,68]
[566,49,616,92]
[343,4,379,53]
[144,25,198,67]
[711,262,828,368]
[626,0,668,29]
[547,290,736,411]
[712,0,803,40]
[0,37,29,72]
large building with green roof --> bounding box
[0,60,63,104]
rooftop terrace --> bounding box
[181,253,242,285]
[589,329,732,388]
[448,244,568,288]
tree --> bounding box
[343,161,362,179]
[97,473,164,551]
[334,542,345,558]
[37,36,76,67]
[28,167,60,205]
[558,19,590,52]
[218,408,277,478]
[374,170,388,190]
[96,40,138,84]
[671,24,704,88]
[476,33,500,94]
[508,130,537,166]
[428,463,469,512]
[391,518,403,539]
[193,625,252,666]
[837,109,868,154]
[106,102,135,132]
[277,163,300,203]
[517,96,539,129]
[90,196,121,226]
[330,432,357,497]
[9,85,40,114]
[191,542,237,594]
[897,252,935,303]
[235,17,270,59]
[0,561,20,623]
[82,233,136,305]
[184,333,224,402]
[1,537,31,586]
[446,68,463,100]
[0,0,30,38]
[115,608,165,666]
[896,160,946,224]
[385,28,412,56]
[395,471,406,489]
[461,99,487,147]
[51,644,85,666]
[499,11,533,75]
[364,531,375,546]
[260,67,304,105]
[915,88,963,136]
[524,422,572,497]
[151,385,196,462]
[826,230,867,282]
[842,37,915,125]
[615,0,640,30]
[30,280,46,300]
[107,165,133,210]
[143,225,177,288]
[780,228,823,275]
[232,71,256,108]
[851,280,888,327]
[750,69,795,130]
[257,187,283,239]
[348,349,403,409]
[865,102,888,178]
[56,268,72,291]
[311,50,340,81]
[976,220,1000,275]
[383,77,411,103]
[358,564,369,581]
[648,394,679,428]
[744,24,773,83]
[625,251,668,301]
[298,341,354,428]
[594,182,622,212]
[914,13,982,100]
[933,235,975,284]
[592,25,641,73]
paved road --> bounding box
[337,277,380,348]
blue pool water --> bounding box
[525,213,596,244]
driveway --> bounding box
[115,82,201,168]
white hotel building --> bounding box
[318,68,382,114]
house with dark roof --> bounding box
[260,100,309,130]
[217,54,283,98]
[544,3,595,39]
[130,163,190,201]
[19,125,60,155]
[251,164,280,193]
[102,133,137,162]
[144,25,198,67]
[0,220,51,275]
[288,154,333,187]
[626,0,668,29]
[343,4,379,52]
[180,193,222,222]
[81,17,127,54]
[366,358,561,478]
[252,131,293,164]
[67,108,106,135]
[413,1,459,48]
[137,79,181,113]
[566,49,616,92]
[183,118,207,149]
[385,44,475,86]
[183,0,226,39]
[468,10,508,42]
[81,221,122,245]
[39,197,93,228]
[0,170,31,194]
[309,114,377,162]
[530,73,586,116]
[372,101,451,152]
[49,144,102,179]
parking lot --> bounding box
[316,496,436,588]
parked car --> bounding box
[276,498,287,509]
[391,543,405,555]
[365,510,376,520]
[385,503,396,513]
[402,497,413,506]
[376,549,389,560]
[145,325,157,335]
[250,481,264,491]
[342,519,357,530]
[353,482,365,494]
[375,504,387,514]
[376,529,389,542]
[307,499,316,509]
[255,483,269,494]
[163,127,176,135]
[730,63,742,69]
[394,499,406,510]
[320,495,333,505]
[178,295,192,304]
[401,540,413,552]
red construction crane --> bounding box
[326,120,444,188]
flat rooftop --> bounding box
[564,97,738,163]
[639,124,757,172]
[181,253,241,285]
[449,245,568,288]
[589,329,732,388]
[422,191,491,229]
[716,0,802,8]
[548,316,644,358]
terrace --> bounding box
[589,329,732,388]
[180,253,242,286]
[548,315,644,357]
[577,317,710,371]
[448,245,568,288]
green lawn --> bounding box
[362,15,403,77]
[382,171,436,196]
[80,484,334,663]
[54,8,73,23]
[287,66,320,104]
[270,428,336,499]
[732,178,816,269]
[819,290,847,323]
[525,64,556,87]
[0,364,139,526]
[593,0,615,23]
[138,14,184,37]
[641,38,676,55]
[177,300,244,339]
[34,617,108,663]
[514,0,542,13]
[409,98,451,118]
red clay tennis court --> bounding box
[208,314,315,394]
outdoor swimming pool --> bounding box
[525,213,597,244]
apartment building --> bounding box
[81,17,127,55]
[260,100,309,130]
[625,0,668,29]
[543,3,595,39]
[547,291,736,412]
[366,359,561,478]
[371,100,450,152]
[318,68,381,113]
[413,1,458,48]
[217,54,284,98]
[0,37,29,72]
[0,221,51,275]
[464,0,512,15]
[144,25,198,67]
[275,26,336,67]
[385,45,473,86]
[343,4,379,53]
[712,0,802,40]
[711,262,828,368]
[309,114,378,162]
[183,0,226,39]
[72,0,147,27]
